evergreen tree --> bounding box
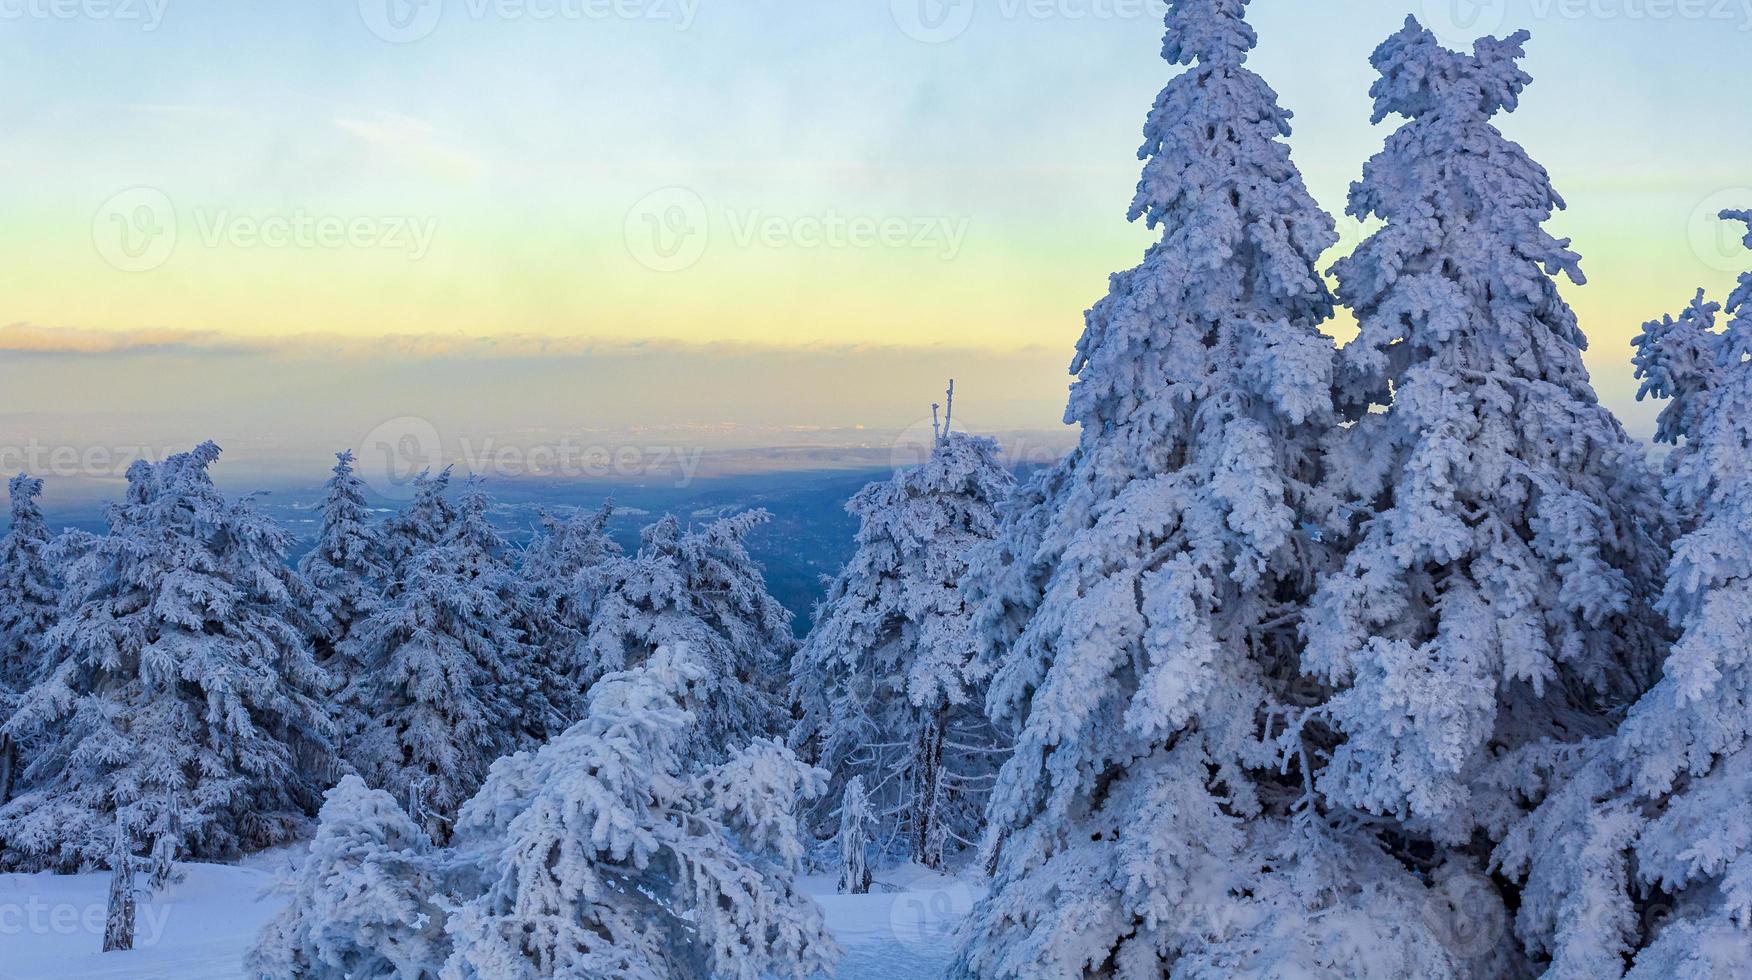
[1498,211,1752,979]
[337,483,527,843]
[1629,289,1727,534]
[250,775,452,980]
[0,473,58,805]
[1632,290,1724,470]
[521,504,620,597]
[381,468,457,572]
[300,451,389,666]
[300,451,390,761]
[441,648,838,980]
[790,402,1014,870]
[1304,19,1671,848]
[450,478,571,743]
[583,512,791,765]
[0,443,330,873]
[518,503,620,712]
[951,3,1460,975]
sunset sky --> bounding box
[2,0,1749,475]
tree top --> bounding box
[1368,17,1532,124]
[1162,0,1256,70]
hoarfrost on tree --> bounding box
[300,451,391,752]
[836,774,875,895]
[301,450,389,660]
[790,420,1014,870]
[582,511,791,765]
[948,2,1465,974]
[0,443,330,874]
[249,775,452,980]
[1302,18,1671,844]
[516,503,622,725]
[440,648,838,980]
[337,479,530,843]
[1497,211,1752,979]
[0,473,58,806]
[1632,291,1724,491]
[381,468,459,572]
[449,478,572,745]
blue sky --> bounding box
[1,0,1748,472]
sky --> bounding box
[1,0,1749,485]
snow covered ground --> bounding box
[0,859,980,979]
[0,862,281,980]
[805,865,984,979]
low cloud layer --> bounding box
[0,323,259,356]
[0,322,1053,363]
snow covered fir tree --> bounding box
[1,4,1750,978]
[334,522,522,845]
[949,1,1472,973]
[950,4,1692,978]
[299,451,389,673]
[790,385,1015,872]
[0,443,330,875]
[253,648,839,979]
[518,503,622,711]
[583,511,794,767]
[336,478,537,843]
[442,647,836,980]
[1303,17,1671,846]
[1493,211,1752,979]
[0,474,57,806]
[248,775,451,979]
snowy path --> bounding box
[0,861,979,979]
[0,864,285,980]
[806,866,984,978]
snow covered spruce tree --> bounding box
[0,443,330,874]
[1630,289,1726,528]
[1303,20,1671,849]
[521,504,620,611]
[338,478,530,843]
[0,474,58,806]
[790,395,1014,870]
[299,450,389,759]
[442,647,838,980]
[300,451,388,667]
[381,467,458,572]
[451,477,572,742]
[583,511,791,764]
[1495,211,1752,979]
[951,4,1468,975]
[249,775,453,980]
[516,503,622,723]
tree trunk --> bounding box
[103,814,136,953]
[0,734,15,806]
[912,706,948,870]
[151,791,179,891]
[839,777,873,895]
